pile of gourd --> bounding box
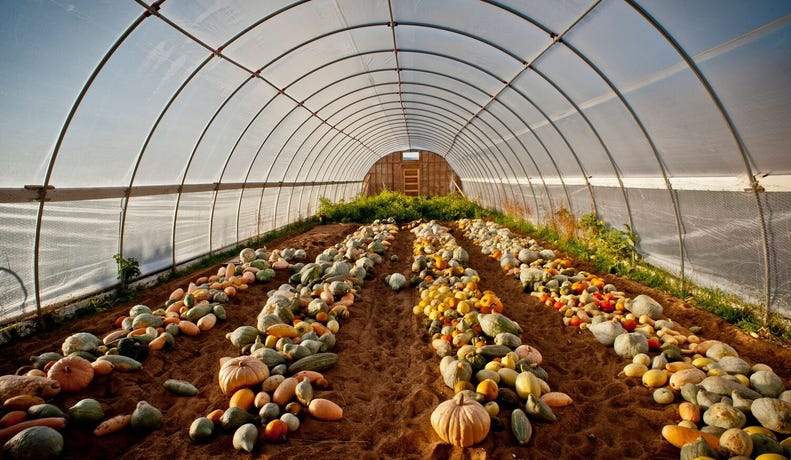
[409,221,572,448]
[0,244,282,458]
[200,220,400,452]
[458,219,791,459]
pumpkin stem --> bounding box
[456,394,465,405]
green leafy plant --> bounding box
[578,213,640,274]
[317,191,491,223]
[113,253,141,286]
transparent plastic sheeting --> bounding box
[0,1,790,324]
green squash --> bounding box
[442,360,472,390]
[478,313,522,338]
[27,404,66,419]
[130,400,162,432]
[750,370,785,398]
[128,304,152,317]
[511,408,532,446]
[163,379,198,397]
[29,353,63,370]
[68,398,104,424]
[117,337,149,362]
[226,326,260,349]
[232,423,258,452]
[702,402,746,429]
[252,347,287,368]
[165,323,180,336]
[679,435,717,460]
[751,397,791,434]
[130,313,163,329]
[287,352,339,374]
[259,402,281,424]
[220,407,256,434]
[188,417,215,444]
[212,304,227,321]
[61,332,101,356]
[525,394,556,422]
[3,426,63,460]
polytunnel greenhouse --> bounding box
[0,1,790,459]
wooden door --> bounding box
[403,167,420,196]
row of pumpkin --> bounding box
[406,220,572,448]
[0,244,297,458]
[457,218,791,459]
[200,220,401,452]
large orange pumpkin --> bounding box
[47,355,94,393]
[218,356,269,395]
[430,394,490,447]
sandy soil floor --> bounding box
[1,222,788,460]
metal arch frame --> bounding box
[299,96,495,200]
[169,74,257,268]
[363,92,544,216]
[626,0,772,320]
[309,105,493,207]
[286,115,374,219]
[500,81,596,216]
[313,101,508,209]
[250,102,315,231]
[287,119,377,217]
[281,45,580,220]
[211,82,282,250]
[444,0,608,224]
[278,99,454,202]
[387,0,412,152]
[303,83,538,216]
[308,106,488,205]
[342,107,508,206]
[134,2,384,271]
[293,117,463,215]
[122,53,217,262]
[558,38,688,292]
[245,17,563,212]
[354,115,471,156]
[228,93,297,248]
[476,0,596,214]
[527,64,636,232]
[31,10,148,318]
[238,98,322,233]
[394,49,594,217]
[293,62,572,221]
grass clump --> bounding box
[317,191,491,222]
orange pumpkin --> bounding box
[263,419,288,442]
[430,394,490,447]
[476,379,499,401]
[229,388,256,411]
[678,402,701,423]
[47,355,94,392]
[206,409,224,424]
[91,359,114,376]
[218,355,269,395]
